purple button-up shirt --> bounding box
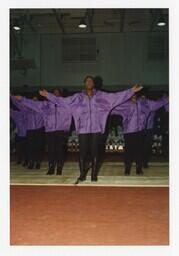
[146,111,156,130]
[164,103,169,112]
[47,88,134,134]
[111,97,168,134]
[11,96,44,131]
[10,109,27,137]
[19,97,72,133]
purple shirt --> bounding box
[47,88,134,134]
[111,97,168,134]
[10,109,27,137]
[164,103,169,112]
[11,96,44,131]
[146,102,169,130]
[146,111,156,130]
[20,97,72,133]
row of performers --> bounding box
[10,76,168,183]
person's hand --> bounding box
[132,84,143,93]
[163,93,169,100]
[15,95,22,100]
[39,89,48,98]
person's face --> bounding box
[53,90,61,97]
[85,78,94,90]
[33,97,38,101]
[131,95,137,102]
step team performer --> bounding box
[111,91,168,175]
[14,89,72,175]
[11,96,45,170]
[39,75,143,183]
[10,108,28,166]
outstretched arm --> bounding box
[102,84,143,110]
[164,103,169,112]
[10,95,28,112]
[17,97,45,114]
[110,100,132,117]
[39,89,79,107]
[147,96,169,112]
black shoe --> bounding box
[46,170,55,175]
[56,170,62,175]
[74,176,86,184]
[46,161,55,175]
[35,162,41,169]
[124,167,131,175]
[91,177,98,182]
[124,171,130,176]
[76,158,88,184]
[79,158,88,179]
[136,170,144,176]
[22,160,28,167]
[91,158,100,183]
[28,161,34,169]
[56,162,63,175]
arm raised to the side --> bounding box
[99,84,143,110]
[39,89,80,107]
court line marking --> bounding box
[10,183,169,188]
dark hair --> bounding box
[83,75,94,84]
[135,87,149,97]
[94,76,103,89]
[32,95,39,99]
[53,88,63,96]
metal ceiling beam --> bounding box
[87,9,94,33]
[120,9,125,32]
[52,9,65,33]
[23,10,36,33]
[150,9,157,32]
[25,17,36,33]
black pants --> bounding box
[100,133,108,163]
[162,132,169,156]
[124,131,144,174]
[15,136,28,163]
[27,127,45,163]
[46,131,68,165]
[78,133,103,179]
[143,129,153,167]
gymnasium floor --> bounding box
[10,159,169,245]
[10,161,169,186]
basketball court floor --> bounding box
[10,160,169,245]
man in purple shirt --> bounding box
[10,108,28,166]
[39,75,143,183]
[142,92,169,168]
[111,90,168,175]
[11,95,45,170]
[14,89,72,175]
[142,111,156,168]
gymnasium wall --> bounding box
[10,31,169,90]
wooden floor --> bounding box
[10,161,169,186]
[10,185,169,245]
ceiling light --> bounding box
[78,18,87,28]
[157,17,166,26]
[13,19,21,31]
[13,26,21,31]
